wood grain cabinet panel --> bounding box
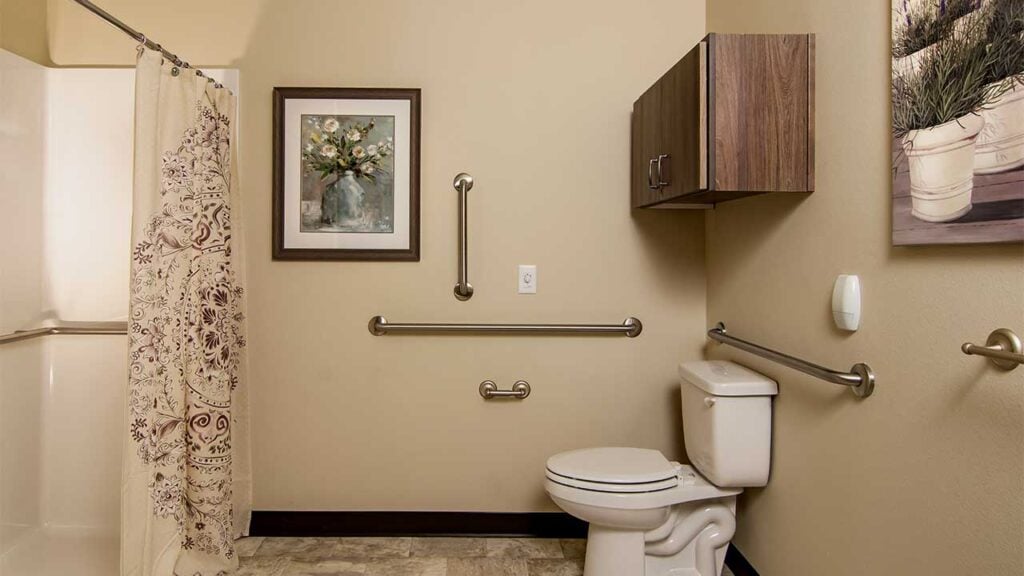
[631,33,815,209]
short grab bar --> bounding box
[479,380,530,399]
[707,322,875,398]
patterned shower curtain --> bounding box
[123,48,251,576]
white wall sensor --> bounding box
[832,275,861,331]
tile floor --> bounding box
[236,537,737,576]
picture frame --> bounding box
[273,87,421,260]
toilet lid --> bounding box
[546,447,679,492]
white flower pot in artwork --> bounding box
[975,79,1024,174]
[902,113,985,222]
[892,45,934,80]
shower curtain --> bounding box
[123,49,251,576]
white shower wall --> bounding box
[1,49,133,575]
[0,49,237,575]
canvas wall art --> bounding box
[274,88,420,260]
[891,0,1023,245]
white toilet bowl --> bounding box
[544,362,778,576]
[545,447,740,576]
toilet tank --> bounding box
[679,361,778,488]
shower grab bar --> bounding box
[453,173,475,301]
[0,321,128,346]
[707,322,875,398]
[368,316,643,337]
[962,328,1023,370]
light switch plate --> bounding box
[518,265,537,294]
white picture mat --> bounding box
[283,98,411,250]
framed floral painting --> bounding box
[273,87,420,260]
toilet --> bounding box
[544,360,778,576]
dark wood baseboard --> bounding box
[251,511,758,575]
[726,545,761,576]
[249,511,588,538]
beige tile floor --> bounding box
[236,537,737,576]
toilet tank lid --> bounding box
[679,361,778,396]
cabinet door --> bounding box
[630,83,663,208]
[710,34,810,192]
[658,41,706,199]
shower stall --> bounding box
[0,48,238,576]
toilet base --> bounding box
[578,497,737,576]
[584,526,646,575]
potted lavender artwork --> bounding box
[891,0,1024,245]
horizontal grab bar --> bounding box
[0,321,128,346]
[707,322,875,398]
[368,316,642,337]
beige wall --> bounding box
[44,0,709,511]
[706,1,1024,575]
[0,0,49,64]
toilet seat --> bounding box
[546,447,680,493]
[545,447,740,510]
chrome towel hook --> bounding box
[962,328,1023,370]
[453,173,475,301]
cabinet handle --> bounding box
[656,154,670,187]
[648,158,659,190]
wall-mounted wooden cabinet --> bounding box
[631,34,815,208]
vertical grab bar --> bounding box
[453,173,475,300]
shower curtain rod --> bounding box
[71,0,212,80]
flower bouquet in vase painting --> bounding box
[892,0,1022,223]
[301,116,395,232]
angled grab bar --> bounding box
[707,322,875,398]
[368,316,642,337]
[453,172,474,301]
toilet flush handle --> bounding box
[703,397,716,408]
